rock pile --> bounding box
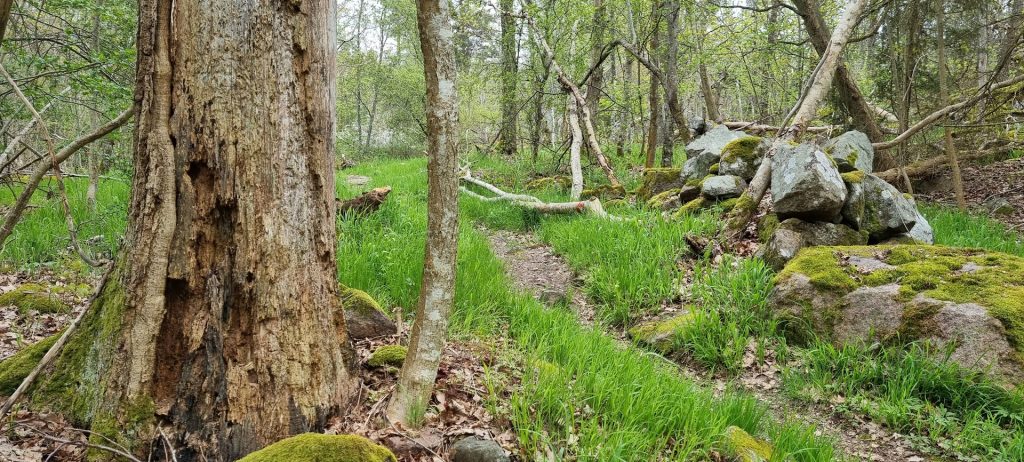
[761,130,933,269]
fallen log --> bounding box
[874,145,1016,183]
[722,121,840,134]
[337,186,391,217]
[459,173,625,221]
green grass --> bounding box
[922,203,1024,256]
[339,157,837,461]
[0,177,128,266]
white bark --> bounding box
[567,95,584,200]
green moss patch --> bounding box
[720,136,763,164]
[526,176,572,190]
[340,287,383,315]
[721,425,772,462]
[645,188,680,209]
[581,184,626,201]
[776,245,1024,356]
[239,433,397,462]
[0,333,60,394]
[840,170,865,184]
[628,313,693,353]
[368,345,407,368]
[757,214,780,244]
[0,284,69,314]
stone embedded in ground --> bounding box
[679,183,701,203]
[368,345,407,368]
[860,174,918,241]
[646,188,682,211]
[701,175,747,199]
[451,437,510,462]
[0,283,68,314]
[905,207,934,244]
[237,433,397,462]
[722,426,773,462]
[824,130,874,173]
[581,184,626,200]
[627,312,693,353]
[770,143,847,221]
[718,136,765,180]
[770,245,1024,383]
[341,288,397,340]
[526,176,572,190]
[761,219,866,270]
[984,197,1014,216]
[637,167,683,200]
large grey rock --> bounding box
[825,130,874,173]
[861,174,918,241]
[905,201,934,244]
[681,150,719,182]
[684,124,746,159]
[718,136,766,180]
[701,175,747,199]
[841,178,866,229]
[762,219,867,270]
[771,143,848,221]
[451,437,510,462]
[770,246,1024,383]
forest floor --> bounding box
[924,156,1024,230]
[486,228,929,462]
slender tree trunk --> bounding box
[499,0,519,156]
[661,0,688,153]
[86,4,102,211]
[792,0,885,144]
[585,0,606,120]
[354,0,365,154]
[567,96,584,200]
[997,0,1023,81]
[34,1,354,459]
[530,52,550,163]
[645,7,661,168]
[936,0,965,210]
[388,0,460,425]
[896,0,921,192]
[0,0,12,43]
[699,61,722,123]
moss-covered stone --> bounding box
[720,136,763,164]
[709,163,720,174]
[368,345,407,368]
[721,426,772,462]
[0,284,69,314]
[526,176,572,190]
[340,287,382,316]
[636,167,683,200]
[672,197,708,219]
[581,184,626,201]
[774,245,1024,369]
[757,213,780,244]
[0,333,60,394]
[628,313,693,353]
[717,197,739,211]
[238,433,397,462]
[645,188,681,209]
[840,170,865,184]
[604,199,628,208]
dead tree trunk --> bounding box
[567,95,585,200]
[935,0,965,210]
[388,0,461,425]
[32,1,355,459]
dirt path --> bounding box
[486,228,938,462]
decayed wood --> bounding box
[873,145,1014,183]
[460,172,624,221]
[337,186,392,216]
[37,0,356,459]
[520,0,622,189]
[723,121,838,134]
[388,0,461,425]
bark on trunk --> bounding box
[936,0,965,210]
[499,0,518,156]
[585,0,606,120]
[35,1,355,459]
[567,96,584,200]
[996,0,1023,81]
[661,0,689,151]
[0,0,12,43]
[699,62,722,123]
[792,0,885,143]
[388,0,461,425]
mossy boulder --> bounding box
[701,175,746,199]
[860,174,918,241]
[770,143,847,222]
[757,213,780,244]
[0,284,69,314]
[341,288,396,340]
[771,245,1024,383]
[238,433,397,462]
[525,176,572,190]
[824,130,874,173]
[645,188,682,211]
[761,219,867,270]
[637,167,683,201]
[719,136,764,180]
[721,426,772,462]
[368,345,407,368]
[0,333,60,395]
[628,313,693,353]
[581,184,626,201]
[672,197,709,219]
